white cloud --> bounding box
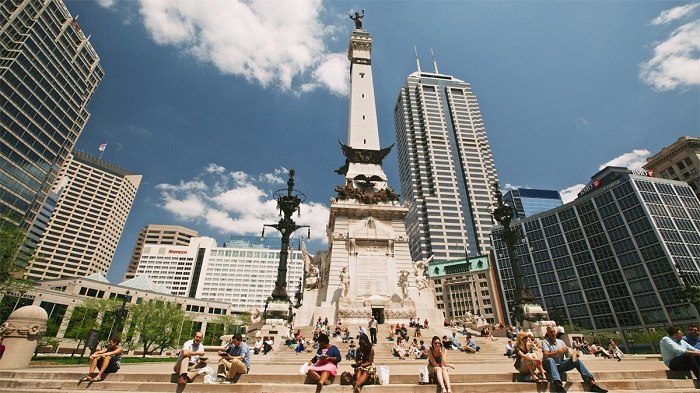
[598,149,651,170]
[156,165,330,242]
[95,0,115,8]
[574,117,591,129]
[559,184,585,204]
[559,149,653,204]
[137,0,347,94]
[651,2,700,26]
[640,4,700,91]
[205,164,226,174]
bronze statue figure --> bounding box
[349,10,364,29]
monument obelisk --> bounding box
[297,12,442,326]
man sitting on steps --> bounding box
[174,331,207,385]
[541,326,607,393]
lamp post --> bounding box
[113,290,131,338]
[260,169,309,320]
[491,183,534,324]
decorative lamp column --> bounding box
[491,182,534,324]
[260,169,309,322]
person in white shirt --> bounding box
[660,325,700,378]
[174,331,207,385]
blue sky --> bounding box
[62,1,699,282]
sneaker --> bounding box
[177,375,188,385]
[217,373,226,379]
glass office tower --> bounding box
[493,167,700,332]
[504,188,563,219]
[0,0,104,241]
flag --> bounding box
[98,143,107,152]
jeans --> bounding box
[669,353,700,379]
[542,357,594,383]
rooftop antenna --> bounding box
[430,48,439,74]
[414,46,421,73]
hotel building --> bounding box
[123,224,199,280]
[492,166,700,332]
[26,151,141,280]
[135,236,305,312]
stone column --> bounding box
[0,305,48,370]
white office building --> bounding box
[135,236,305,311]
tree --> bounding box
[0,214,35,295]
[130,301,192,357]
[64,298,122,351]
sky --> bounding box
[61,0,699,282]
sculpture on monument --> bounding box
[398,270,410,299]
[339,267,350,298]
[305,264,320,290]
[349,10,364,29]
[411,256,432,292]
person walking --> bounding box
[369,317,378,345]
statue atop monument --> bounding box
[349,10,365,29]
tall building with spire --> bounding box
[393,59,500,261]
[297,14,441,326]
[0,0,104,240]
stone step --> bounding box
[0,369,692,383]
[0,379,696,393]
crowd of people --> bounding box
[68,319,700,392]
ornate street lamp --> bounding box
[260,169,309,320]
[491,183,535,324]
[113,290,131,338]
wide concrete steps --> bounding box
[0,369,696,392]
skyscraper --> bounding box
[394,64,499,260]
[0,0,104,237]
[123,224,199,280]
[27,151,141,280]
[492,166,700,332]
[504,188,563,219]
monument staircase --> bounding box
[0,324,696,393]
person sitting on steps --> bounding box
[79,336,123,382]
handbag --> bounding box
[377,365,390,385]
[298,362,310,376]
[418,366,429,384]
[340,371,354,385]
[513,353,522,370]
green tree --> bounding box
[130,301,192,357]
[64,298,122,349]
[0,214,35,295]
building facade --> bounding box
[492,166,700,332]
[394,68,499,261]
[1,0,104,237]
[643,136,700,201]
[123,224,199,280]
[428,255,500,323]
[26,151,141,280]
[135,236,305,312]
[504,188,563,219]
[0,273,233,346]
